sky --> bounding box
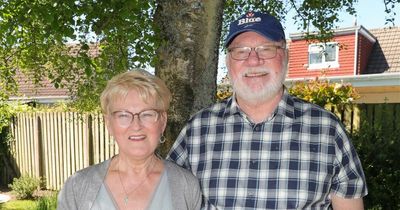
[217,0,400,82]
[285,0,400,34]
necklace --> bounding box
[117,156,156,205]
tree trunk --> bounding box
[154,0,225,156]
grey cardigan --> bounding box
[57,159,202,210]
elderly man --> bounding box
[167,11,367,209]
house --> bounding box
[286,26,400,103]
[8,70,70,105]
[8,43,101,105]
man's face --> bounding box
[226,31,287,103]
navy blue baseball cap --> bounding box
[224,11,285,47]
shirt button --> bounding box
[254,125,261,131]
[250,160,258,169]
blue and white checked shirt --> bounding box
[167,90,367,209]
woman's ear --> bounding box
[160,111,168,133]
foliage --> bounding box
[0,0,158,111]
[31,101,100,113]
[216,75,233,101]
[8,175,42,199]
[0,128,13,182]
[224,0,349,43]
[216,76,359,108]
[383,0,400,25]
[216,84,233,102]
[0,101,13,134]
[224,0,398,43]
[351,105,400,210]
[35,192,57,210]
[0,192,57,210]
[0,0,397,113]
[288,78,359,108]
[0,101,35,133]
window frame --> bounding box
[307,42,339,70]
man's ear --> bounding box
[225,53,231,70]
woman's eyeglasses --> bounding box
[111,109,161,127]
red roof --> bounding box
[9,43,101,102]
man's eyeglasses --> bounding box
[111,109,161,127]
[228,45,285,60]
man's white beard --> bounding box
[230,64,287,104]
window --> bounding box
[308,42,339,69]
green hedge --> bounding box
[351,105,400,210]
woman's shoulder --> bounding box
[68,159,110,183]
[164,160,196,180]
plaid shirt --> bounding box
[167,91,367,209]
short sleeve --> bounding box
[166,126,191,169]
[331,126,368,198]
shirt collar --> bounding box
[222,93,242,117]
[276,89,296,119]
[223,89,296,120]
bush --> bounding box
[216,82,233,101]
[351,119,400,209]
[0,101,13,134]
[8,175,41,199]
[35,192,58,210]
[288,78,359,108]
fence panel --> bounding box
[6,112,117,190]
[9,113,40,177]
[91,113,117,165]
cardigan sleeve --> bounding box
[165,160,202,210]
[57,160,110,210]
[57,174,79,210]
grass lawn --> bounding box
[0,200,38,210]
[0,189,57,210]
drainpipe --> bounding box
[353,26,359,75]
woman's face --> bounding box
[106,89,167,160]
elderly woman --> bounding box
[57,70,202,210]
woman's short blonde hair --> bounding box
[100,69,172,115]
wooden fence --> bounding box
[1,103,400,190]
[6,112,118,190]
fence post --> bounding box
[88,113,94,165]
[37,113,44,180]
